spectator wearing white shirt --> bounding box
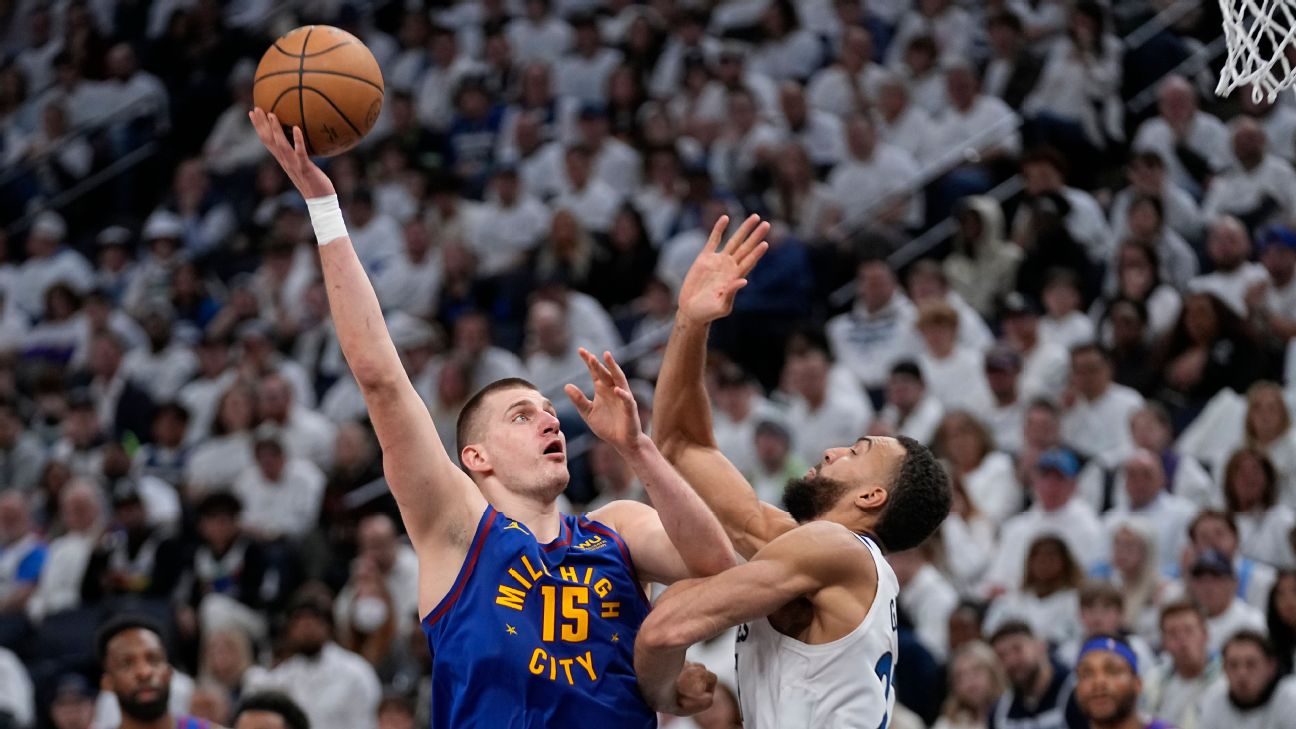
[1097,450,1198,575]
[982,11,1044,111]
[1039,271,1096,352]
[471,166,551,277]
[889,545,959,660]
[983,533,1084,646]
[554,14,622,105]
[1249,227,1296,364]
[333,514,421,639]
[1213,382,1296,508]
[907,260,993,352]
[11,212,94,320]
[1222,447,1296,569]
[825,259,919,391]
[783,341,874,467]
[571,107,641,198]
[872,72,938,163]
[945,196,1022,319]
[506,0,573,65]
[984,448,1105,594]
[523,299,584,390]
[553,143,622,235]
[1108,194,1199,294]
[806,27,886,119]
[256,373,338,473]
[1061,343,1144,469]
[711,361,786,478]
[874,361,945,446]
[935,411,1022,524]
[1203,116,1296,229]
[0,643,33,729]
[1199,631,1296,729]
[1190,510,1278,611]
[930,60,1022,219]
[1241,87,1296,162]
[1143,600,1223,729]
[708,87,785,195]
[26,479,102,622]
[914,301,994,415]
[764,141,840,244]
[414,26,485,133]
[827,114,923,230]
[1190,216,1272,318]
[887,0,977,69]
[648,7,720,99]
[1186,548,1268,655]
[121,304,198,403]
[983,346,1027,454]
[1109,150,1206,244]
[777,81,846,171]
[232,429,326,543]
[750,0,824,82]
[344,188,404,276]
[246,589,382,729]
[1127,404,1219,509]
[1014,149,1112,265]
[1132,75,1232,196]
[375,219,443,319]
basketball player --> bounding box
[97,615,220,729]
[636,216,951,725]
[249,110,737,726]
[1074,635,1174,729]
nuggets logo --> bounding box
[573,536,608,552]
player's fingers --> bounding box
[731,220,769,264]
[723,215,759,255]
[563,384,592,415]
[737,239,769,275]
[703,215,729,254]
[725,279,749,297]
[292,126,310,161]
[603,351,630,388]
[704,670,717,691]
[612,386,636,409]
[580,347,615,387]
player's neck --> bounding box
[486,486,564,542]
[120,712,176,729]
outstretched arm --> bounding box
[249,112,485,589]
[572,349,737,583]
[652,215,795,558]
[634,522,874,712]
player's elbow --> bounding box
[638,610,696,651]
[689,549,739,578]
[353,364,404,394]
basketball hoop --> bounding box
[1218,0,1296,102]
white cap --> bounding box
[31,211,66,242]
[142,210,184,240]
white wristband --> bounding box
[305,194,347,246]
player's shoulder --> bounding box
[763,520,876,565]
[584,498,652,528]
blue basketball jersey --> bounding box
[421,505,657,729]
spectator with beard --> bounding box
[987,620,1086,729]
[97,615,222,729]
[1198,630,1296,729]
[244,587,380,729]
[1073,634,1173,729]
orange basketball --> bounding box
[253,25,384,157]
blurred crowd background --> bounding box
[2,0,1296,728]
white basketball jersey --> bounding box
[734,533,899,729]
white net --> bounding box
[1218,0,1296,101]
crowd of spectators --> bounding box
[2,0,1296,728]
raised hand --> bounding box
[678,214,770,325]
[564,349,642,452]
[674,661,718,715]
[248,108,335,199]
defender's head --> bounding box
[782,435,949,552]
[456,378,569,500]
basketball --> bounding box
[252,25,384,157]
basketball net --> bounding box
[1218,0,1296,101]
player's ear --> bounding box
[460,443,490,474]
[853,483,888,512]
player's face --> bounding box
[480,388,569,496]
[784,437,904,523]
[1075,651,1140,723]
[102,629,172,721]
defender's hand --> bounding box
[674,662,718,716]
[248,108,336,199]
[678,214,769,325]
[565,349,641,452]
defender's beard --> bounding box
[782,474,852,523]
